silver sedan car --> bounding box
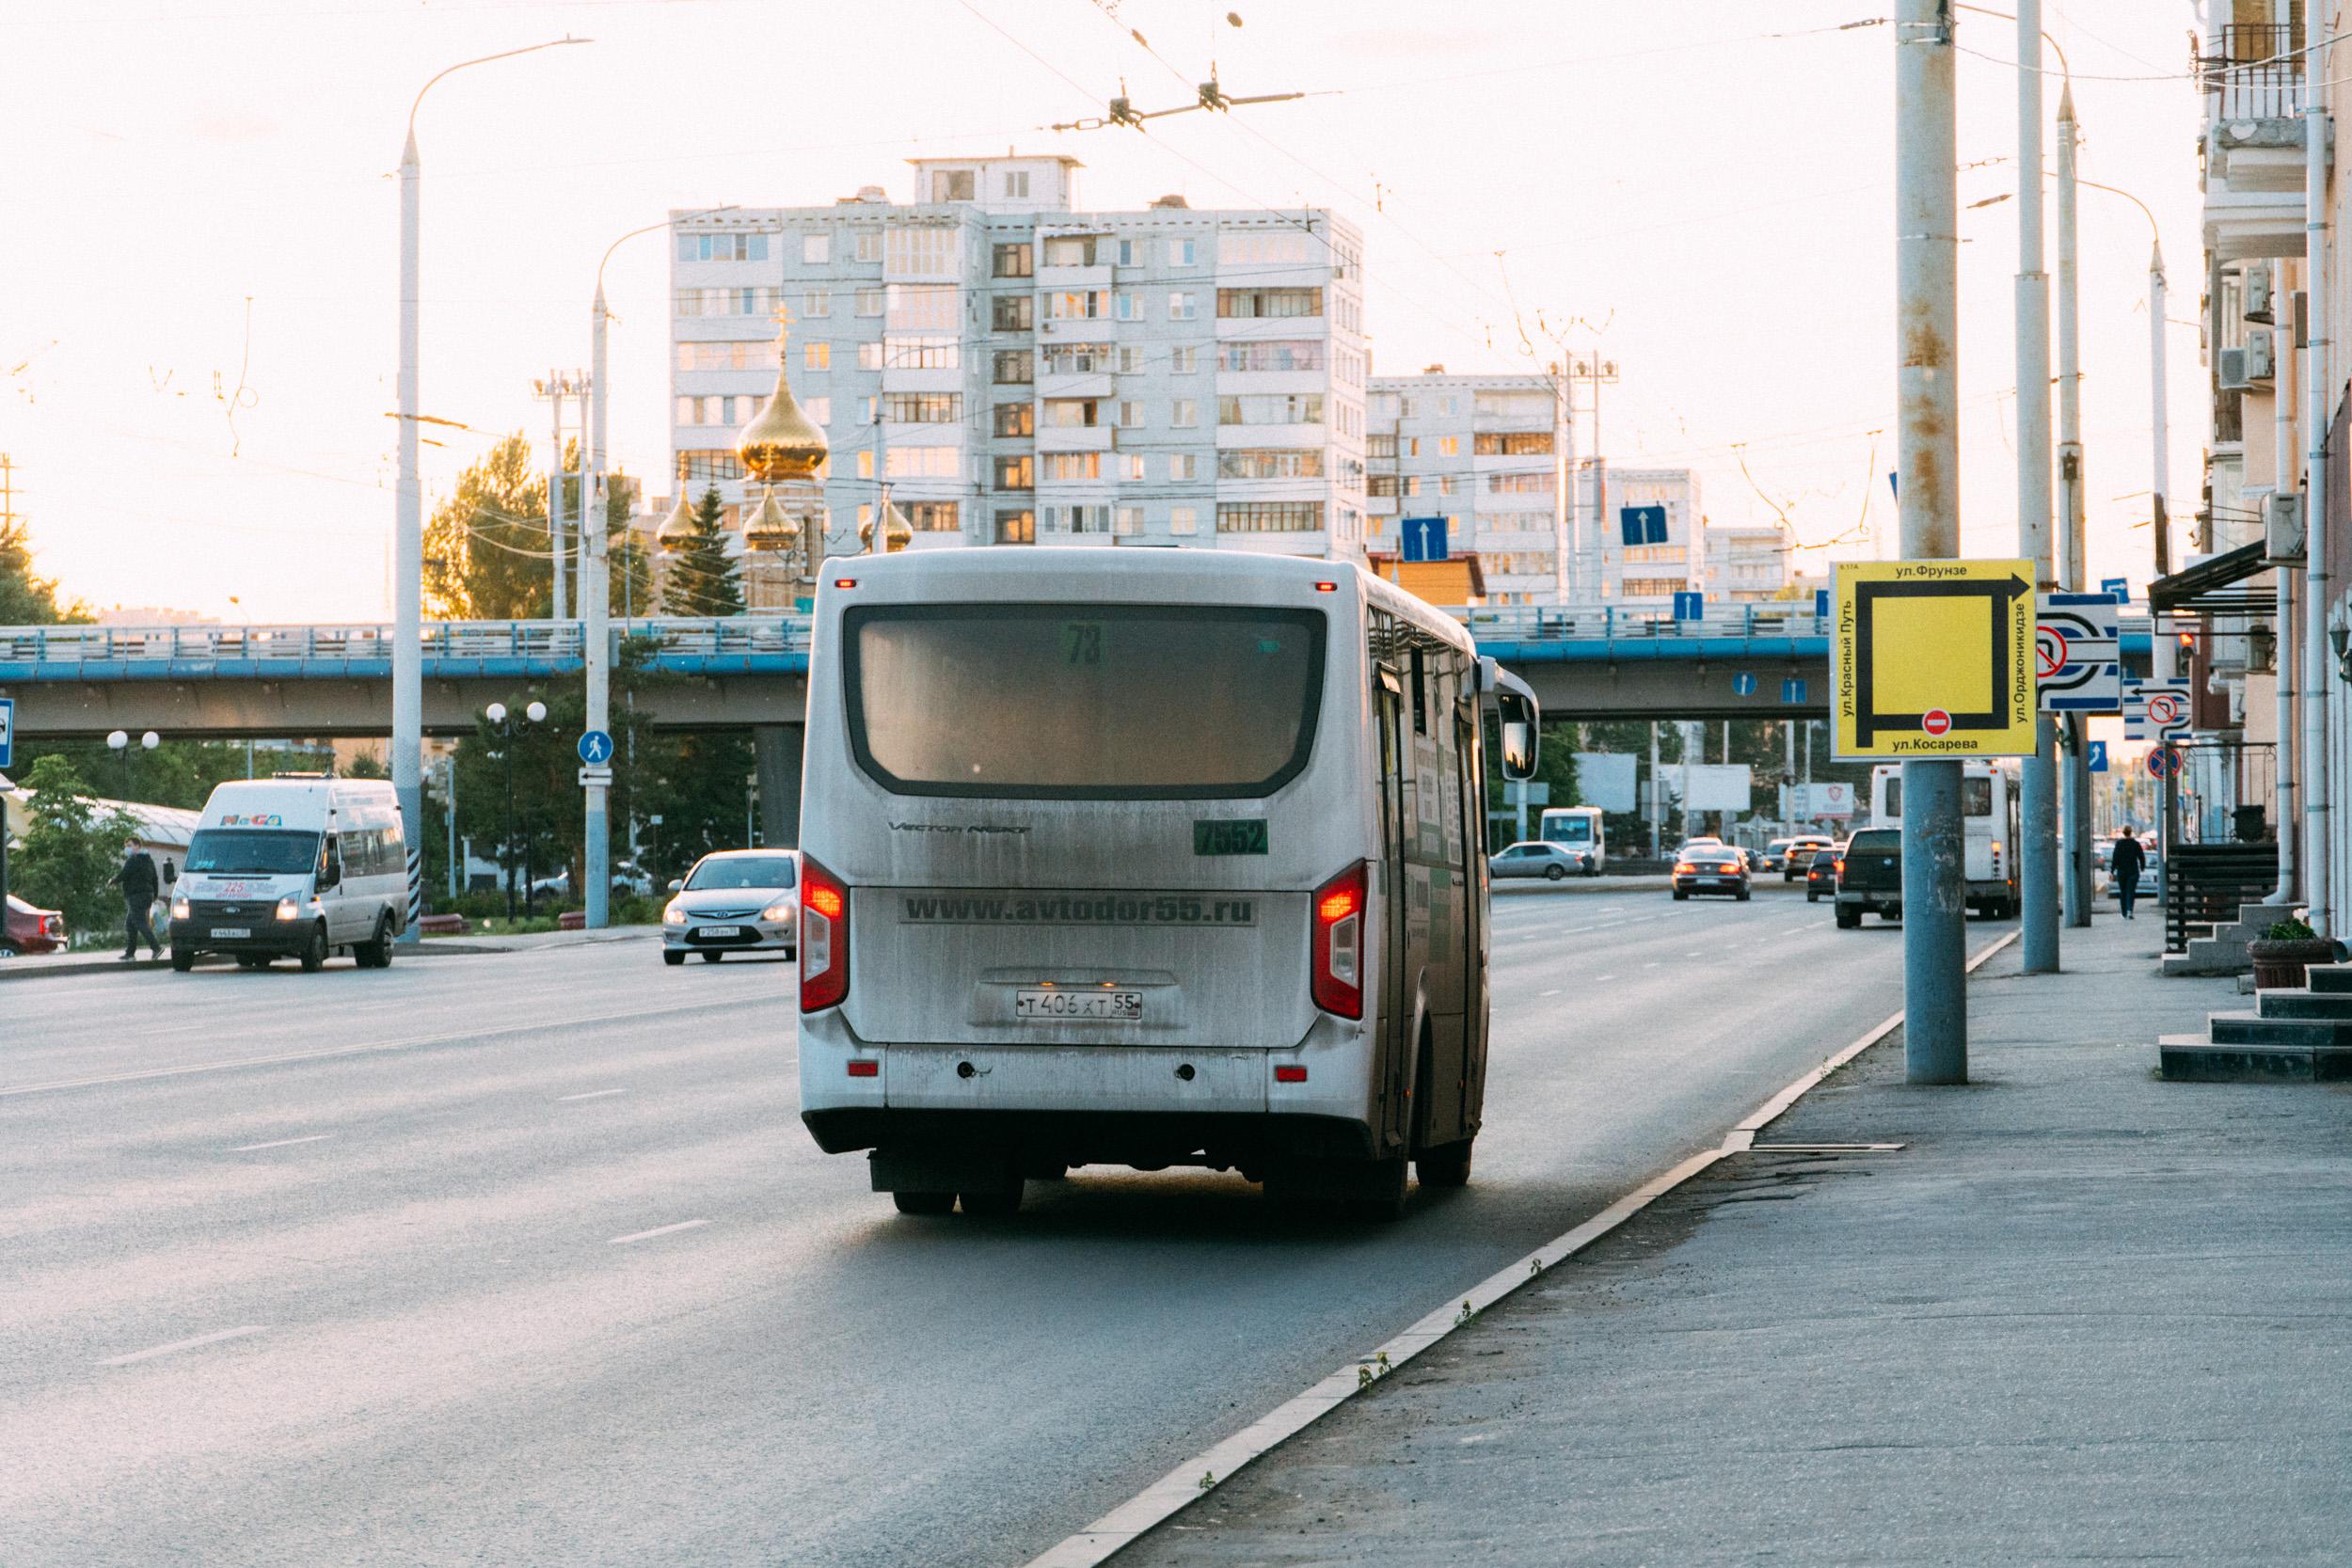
[661,849,800,965]
[1488,841,1595,880]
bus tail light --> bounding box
[801,854,850,1013]
[1274,1065,1309,1084]
[1311,861,1365,1020]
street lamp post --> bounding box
[484,700,546,920]
[105,729,158,800]
[394,38,587,947]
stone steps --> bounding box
[2159,956,2352,1081]
[2159,1032,2352,1082]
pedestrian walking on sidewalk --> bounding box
[116,844,162,959]
[2109,829,2146,921]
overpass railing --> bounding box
[0,616,813,671]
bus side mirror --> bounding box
[1498,693,1538,782]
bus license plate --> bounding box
[213,927,251,939]
[1016,989,1144,1022]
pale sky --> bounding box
[3,0,2205,624]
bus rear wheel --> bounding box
[892,1191,955,1216]
[958,1182,1024,1218]
[1416,1138,1473,1189]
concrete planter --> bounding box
[2249,938,2335,991]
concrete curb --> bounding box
[0,955,171,982]
[1025,927,2023,1568]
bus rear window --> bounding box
[844,604,1326,799]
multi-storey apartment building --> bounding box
[1700,522,1791,603]
[1363,370,1569,605]
[667,154,1368,565]
[1596,467,1704,606]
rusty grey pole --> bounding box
[1896,0,1967,1083]
[2015,0,2060,974]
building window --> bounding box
[886,283,958,330]
[1168,237,1196,267]
[1368,474,1400,498]
[992,293,1034,331]
[1218,449,1327,480]
[883,336,961,370]
[993,401,1035,436]
[1118,400,1146,427]
[1216,500,1325,532]
[1366,433,1397,458]
[1041,341,1115,374]
[1474,431,1556,456]
[1170,399,1199,428]
[854,230,884,263]
[1041,234,1102,266]
[1169,344,1198,374]
[676,231,771,262]
[803,341,830,372]
[1118,453,1146,482]
[1488,470,1554,493]
[993,242,1034,278]
[1042,451,1102,482]
[930,168,975,201]
[1438,476,1458,495]
[1115,504,1146,535]
[1044,398,1101,427]
[1621,577,1688,598]
[1216,287,1323,320]
[858,341,886,372]
[884,446,960,479]
[1168,453,1199,481]
[1437,436,1460,457]
[1217,393,1325,425]
[674,287,786,318]
[883,392,962,423]
[675,341,775,372]
[1216,340,1324,372]
[1406,436,1421,457]
[994,509,1036,544]
[855,288,885,317]
[855,451,875,479]
[1047,503,1111,533]
[1119,345,1147,373]
[994,455,1034,490]
[1048,290,1108,321]
[803,233,830,265]
[804,397,830,426]
[1003,170,1030,199]
[679,450,746,483]
[1624,546,1688,564]
[1168,291,1198,321]
[909,500,961,532]
[1117,238,1143,267]
[1169,504,1199,534]
[993,350,1034,385]
[1114,292,1144,321]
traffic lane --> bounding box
[0,896,1936,1568]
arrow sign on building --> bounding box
[2037,591,2122,714]
[1833,559,2038,758]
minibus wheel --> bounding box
[892,1192,955,1216]
[298,924,327,974]
[958,1182,1024,1218]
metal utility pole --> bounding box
[1648,721,1661,857]
[2303,0,2334,937]
[533,372,585,621]
[393,39,585,944]
[2056,79,2093,928]
[584,287,612,932]
[2016,0,2060,973]
[1895,0,1968,1084]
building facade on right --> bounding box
[1597,467,1703,606]
[1700,522,1792,603]
[1364,370,1569,605]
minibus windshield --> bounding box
[845,604,1325,799]
[185,829,321,876]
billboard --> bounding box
[1571,752,1638,813]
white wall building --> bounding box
[1363,370,1570,605]
[1596,467,1703,605]
[1700,522,1791,602]
[668,155,1369,568]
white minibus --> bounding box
[1537,806,1605,873]
[795,548,1537,1219]
[170,776,409,972]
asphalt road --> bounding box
[0,883,1971,1567]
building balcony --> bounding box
[1036,424,1112,453]
[2201,24,2325,262]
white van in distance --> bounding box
[170,776,408,973]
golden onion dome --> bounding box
[656,465,698,554]
[736,326,828,483]
[882,496,914,553]
[741,484,798,553]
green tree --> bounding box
[13,754,136,933]
[423,433,552,621]
[0,512,89,625]
[658,485,743,617]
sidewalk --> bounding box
[1114,914,2352,1566]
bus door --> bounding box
[1444,700,1486,1139]
[1375,668,1414,1151]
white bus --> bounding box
[795,548,1539,1220]
[1868,760,2021,919]
[1536,806,1605,874]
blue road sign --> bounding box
[1731,672,1758,697]
[577,729,615,767]
[1782,676,1808,705]
[2100,577,2129,602]
[1619,504,1668,546]
[0,696,12,771]
[1401,515,1450,562]
[2087,739,2108,773]
[1813,588,1830,618]
[1672,590,1705,621]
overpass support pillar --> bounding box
[755,724,804,848]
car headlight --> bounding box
[170,895,190,920]
[761,901,793,923]
[663,904,687,926]
[274,896,301,922]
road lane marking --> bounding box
[1538,989,1561,998]
[1023,926,2024,1568]
[230,1134,330,1152]
[607,1219,709,1246]
[97,1325,267,1368]
[557,1089,628,1101]
[0,996,760,1101]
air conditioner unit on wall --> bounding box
[2267,491,2306,564]
[2245,262,2274,324]
[2246,327,2277,381]
[2218,346,2251,390]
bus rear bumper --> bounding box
[804,1106,1377,1177]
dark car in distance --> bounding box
[1836,828,1904,928]
[1804,846,1842,903]
[1673,846,1752,902]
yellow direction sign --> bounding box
[1833,559,2037,758]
